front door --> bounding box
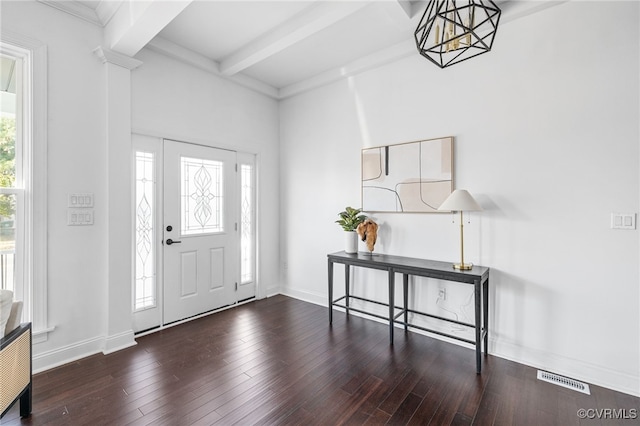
[163,140,238,324]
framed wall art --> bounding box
[361,136,453,213]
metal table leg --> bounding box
[483,277,489,355]
[389,269,394,345]
[328,259,333,324]
[403,273,409,332]
[345,264,350,316]
[475,279,481,374]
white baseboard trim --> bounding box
[280,289,640,397]
[490,338,640,397]
[280,286,327,307]
[33,330,137,373]
[265,285,282,299]
[33,335,104,374]
[103,329,137,355]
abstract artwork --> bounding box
[361,137,453,213]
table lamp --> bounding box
[438,189,482,270]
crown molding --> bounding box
[37,0,121,27]
[145,37,279,99]
[279,38,415,99]
[93,46,143,70]
[95,0,122,27]
[280,0,567,99]
[39,0,568,101]
[37,0,102,26]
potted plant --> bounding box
[336,207,367,254]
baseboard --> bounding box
[280,289,640,397]
[265,284,282,299]
[33,335,104,374]
[280,285,327,307]
[103,329,137,355]
[33,330,137,373]
[491,338,640,397]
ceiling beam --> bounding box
[219,1,369,77]
[145,38,279,100]
[105,0,193,57]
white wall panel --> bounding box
[279,1,640,396]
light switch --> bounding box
[68,193,94,208]
[611,213,636,230]
[68,209,94,226]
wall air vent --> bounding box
[537,370,591,395]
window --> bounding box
[0,37,48,341]
[134,151,155,311]
[240,162,254,284]
[0,53,24,304]
[181,157,224,235]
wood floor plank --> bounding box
[3,295,638,426]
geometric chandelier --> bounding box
[414,0,501,68]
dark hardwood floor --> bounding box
[3,295,638,425]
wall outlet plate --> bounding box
[68,193,94,208]
[611,213,636,230]
[68,209,94,226]
[438,288,446,300]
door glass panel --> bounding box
[240,164,253,284]
[134,151,155,311]
[181,156,223,235]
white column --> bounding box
[94,47,142,354]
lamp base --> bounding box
[453,263,473,270]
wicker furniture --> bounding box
[0,291,32,419]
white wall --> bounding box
[279,1,639,396]
[3,0,637,397]
[131,48,281,297]
[1,0,280,370]
[2,1,110,367]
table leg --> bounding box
[483,277,489,356]
[328,259,333,325]
[403,273,409,332]
[345,264,350,316]
[389,269,394,345]
[475,279,481,374]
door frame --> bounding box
[131,136,258,334]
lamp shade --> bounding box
[438,189,482,212]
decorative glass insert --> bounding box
[181,157,223,235]
[240,164,253,284]
[134,151,155,311]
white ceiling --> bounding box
[156,1,415,89]
[39,0,564,99]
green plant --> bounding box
[335,206,367,231]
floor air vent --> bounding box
[537,370,591,394]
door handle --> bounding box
[166,238,182,245]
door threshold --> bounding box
[135,297,257,338]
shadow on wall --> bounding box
[489,269,556,358]
[474,193,532,265]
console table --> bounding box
[327,251,490,373]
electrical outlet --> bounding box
[283,261,288,271]
[611,213,636,230]
[438,288,446,300]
